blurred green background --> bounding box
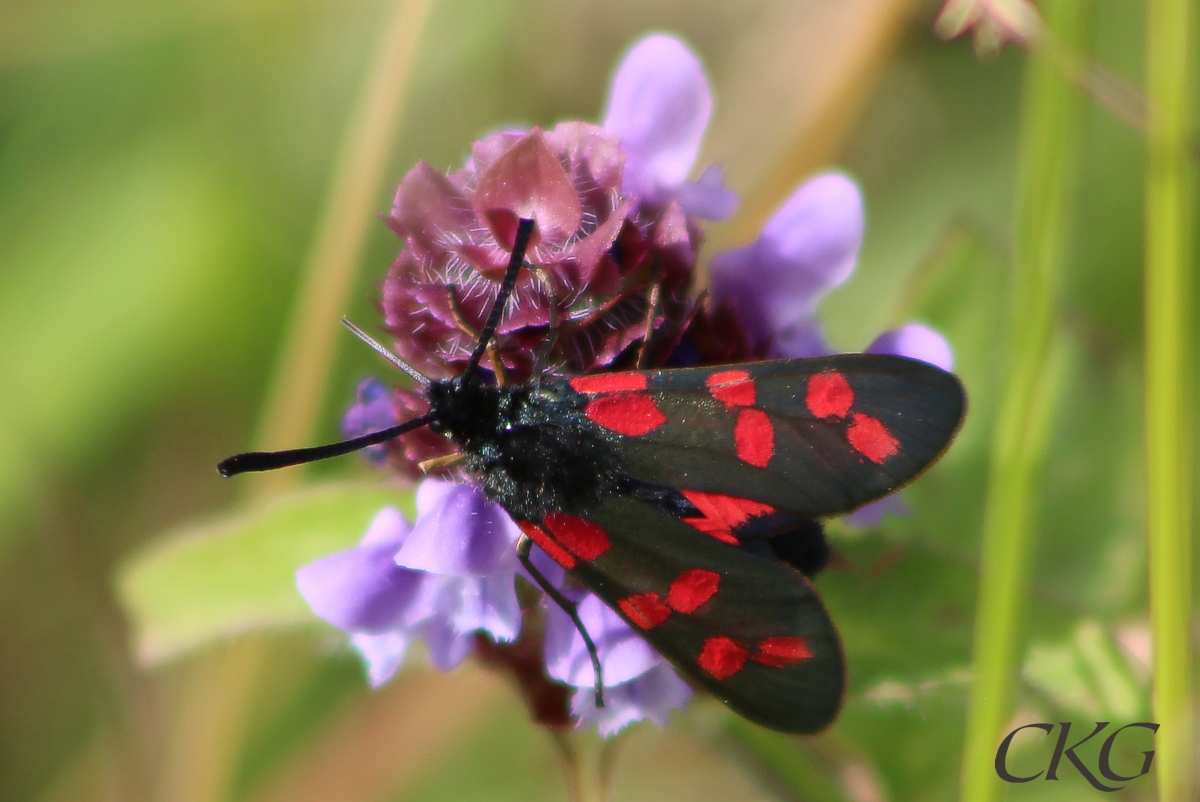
[0,0,1194,800]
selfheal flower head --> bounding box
[378,33,741,477]
[383,123,700,385]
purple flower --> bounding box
[296,481,522,687]
[709,173,952,528]
[296,507,424,686]
[603,34,737,220]
[710,171,864,358]
[544,590,693,736]
[570,663,695,737]
[373,33,740,477]
[341,379,398,464]
[867,323,955,372]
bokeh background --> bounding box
[0,0,1194,800]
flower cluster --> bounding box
[299,33,952,736]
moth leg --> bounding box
[515,534,605,708]
[487,342,508,387]
[445,284,507,386]
[418,452,466,473]
[444,284,480,338]
[531,270,561,382]
[636,258,663,369]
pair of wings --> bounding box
[516,354,966,734]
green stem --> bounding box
[244,0,435,501]
[958,2,1091,800]
[1144,0,1195,800]
[552,731,607,802]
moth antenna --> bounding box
[217,413,435,477]
[342,318,430,386]
[461,217,535,384]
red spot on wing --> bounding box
[734,409,775,467]
[666,569,721,613]
[806,371,854,419]
[752,636,813,667]
[706,370,755,408]
[680,490,775,544]
[517,521,576,569]
[618,593,671,629]
[570,372,648,393]
[585,394,667,436]
[698,636,748,680]
[542,512,611,561]
[679,516,739,545]
[847,413,900,464]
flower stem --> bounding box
[552,731,609,802]
[958,2,1091,800]
[243,0,435,501]
[1144,0,1196,798]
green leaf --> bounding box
[117,482,413,665]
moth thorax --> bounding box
[461,385,621,519]
[424,377,502,445]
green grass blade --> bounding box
[1144,0,1196,799]
[959,2,1092,800]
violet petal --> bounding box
[544,593,663,687]
[711,172,864,344]
[360,506,411,547]
[768,317,835,360]
[423,615,474,672]
[414,476,457,516]
[571,663,694,737]
[676,164,739,221]
[845,493,911,528]
[603,34,712,203]
[296,509,425,633]
[341,378,399,464]
[350,631,412,688]
[401,573,453,628]
[448,558,522,642]
[396,480,519,576]
[866,323,954,371]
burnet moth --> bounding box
[220,217,966,734]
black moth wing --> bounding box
[523,495,844,734]
[571,354,965,518]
